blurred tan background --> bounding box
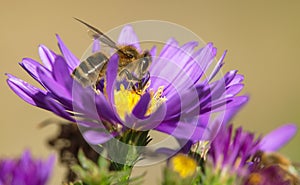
[1,1,299,184]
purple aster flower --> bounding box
[208,123,297,178]
[208,124,261,176]
[6,23,247,147]
[0,150,55,185]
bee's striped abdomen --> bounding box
[72,52,108,87]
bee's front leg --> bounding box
[119,69,143,93]
[138,71,150,90]
[92,84,100,94]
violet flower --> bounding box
[6,24,247,146]
[0,150,54,185]
[208,123,297,176]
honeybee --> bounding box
[250,151,300,185]
[71,18,152,94]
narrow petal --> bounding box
[149,46,157,59]
[219,95,248,124]
[259,124,297,152]
[208,50,227,82]
[40,155,55,183]
[173,42,198,67]
[92,38,100,53]
[45,97,74,122]
[95,93,119,123]
[229,74,244,85]
[156,121,205,141]
[6,74,48,109]
[56,34,80,69]
[201,96,249,114]
[71,82,118,123]
[38,45,56,70]
[132,93,151,119]
[37,67,72,105]
[202,97,248,140]
[83,130,114,145]
[52,56,73,90]
[117,25,141,50]
[19,58,48,83]
[159,38,179,59]
[71,82,101,120]
[105,53,119,106]
[149,38,179,81]
[224,84,244,98]
[131,103,167,130]
[187,43,217,83]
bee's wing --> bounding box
[74,18,119,50]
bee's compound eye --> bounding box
[127,53,134,59]
[141,58,150,72]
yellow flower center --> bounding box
[114,81,166,121]
[171,154,197,178]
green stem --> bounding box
[107,129,151,183]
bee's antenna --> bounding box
[73,18,131,57]
[73,18,116,48]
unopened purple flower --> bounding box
[209,124,260,175]
[0,150,55,185]
[6,24,247,145]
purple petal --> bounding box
[71,82,118,124]
[83,130,114,145]
[218,95,248,124]
[208,50,227,82]
[19,58,47,83]
[155,148,178,156]
[187,43,217,83]
[6,74,48,109]
[151,59,196,97]
[158,38,179,59]
[56,34,80,69]
[130,103,167,130]
[38,45,56,70]
[92,39,100,53]
[202,97,248,140]
[259,124,297,152]
[156,120,205,141]
[224,84,244,98]
[117,25,141,50]
[201,96,249,114]
[132,93,151,119]
[39,155,55,184]
[168,41,198,69]
[52,56,73,89]
[71,83,101,120]
[95,92,119,123]
[37,67,72,101]
[229,74,244,85]
[177,42,198,63]
[149,38,179,83]
[105,53,119,106]
[45,97,74,122]
[149,46,157,58]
